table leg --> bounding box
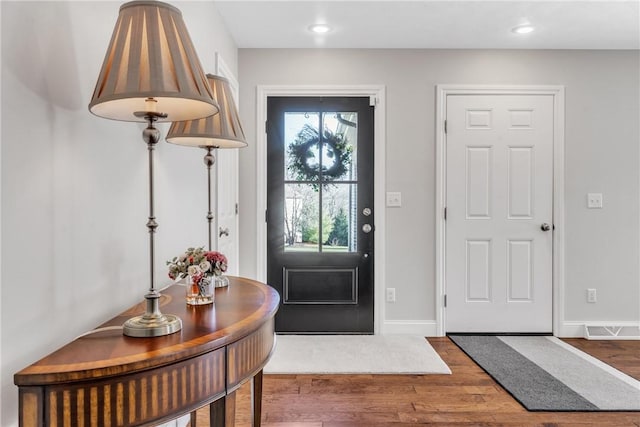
[251,370,264,427]
[210,392,236,427]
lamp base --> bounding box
[123,313,182,338]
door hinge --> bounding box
[369,96,377,107]
[235,203,239,215]
[265,120,269,134]
[265,209,268,223]
[444,294,447,308]
[444,207,447,220]
[444,119,447,134]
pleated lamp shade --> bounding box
[89,0,218,123]
[166,74,247,148]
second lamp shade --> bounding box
[166,74,247,148]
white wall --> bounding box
[0,1,237,425]
[238,49,639,333]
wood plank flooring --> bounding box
[193,337,640,426]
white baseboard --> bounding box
[156,414,190,427]
[381,320,438,336]
[558,320,640,338]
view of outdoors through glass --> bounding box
[283,111,358,252]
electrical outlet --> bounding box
[386,288,396,303]
[587,193,603,209]
[386,192,402,207]
[587,288,597,303]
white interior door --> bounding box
[213,54,240,275]
[445,94,554,333]
[214,149,239,275]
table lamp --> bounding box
[166,74,247,252]
[89,0,219,337]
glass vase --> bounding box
[185,275,214,305]
[214,275,230,288]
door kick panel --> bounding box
[283,267,358,304]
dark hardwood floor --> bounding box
[194,337,640,426]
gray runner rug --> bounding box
[449,335,640,411]
[264,335,451,374]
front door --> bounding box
[445,94,554,333]
[267,96,375,333]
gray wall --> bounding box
[0,2,236,425]
[238,49,639,328]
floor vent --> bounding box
[584,325,640,340]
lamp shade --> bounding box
[166,74,247,148]
[89,0,218,122]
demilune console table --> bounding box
[14,277,279,427]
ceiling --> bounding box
[213,0,640,49]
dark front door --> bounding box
[267,96,375,333]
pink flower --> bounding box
[205,251,227,264]
[205,251,228,274]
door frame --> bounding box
[435,85,565,337]
[256,85,386,334]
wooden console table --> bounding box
[14,277,279,427]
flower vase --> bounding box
[214,275,229,288]
[186,275,214,305]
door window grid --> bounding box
[283,111,358,252]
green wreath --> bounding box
[287,124,353,182]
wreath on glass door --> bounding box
[287,124,352,182]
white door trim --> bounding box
[435,85,565,337]
[256,85,386,334]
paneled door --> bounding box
[267,96,375,333]
[445,94,554,333]
[215,148,239,275]
[213,55,240,275]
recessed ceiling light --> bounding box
[512,24,535,35]
[309,24,331,34]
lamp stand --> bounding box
[204,147,215,251]
[123,112,182,337]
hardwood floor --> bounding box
[194,337,640,426]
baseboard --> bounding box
[155,414,190,427]
[558,321,640,338]
[381,320,438,336]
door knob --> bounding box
[362,224,372,233]
[540,223,551,232]
[219,227,230,237]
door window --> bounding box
[282,112,359,253]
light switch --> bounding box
[587,193,603,209]
[386,192,402,207]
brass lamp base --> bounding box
[123,313,182,338]
[123,290,182,337]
